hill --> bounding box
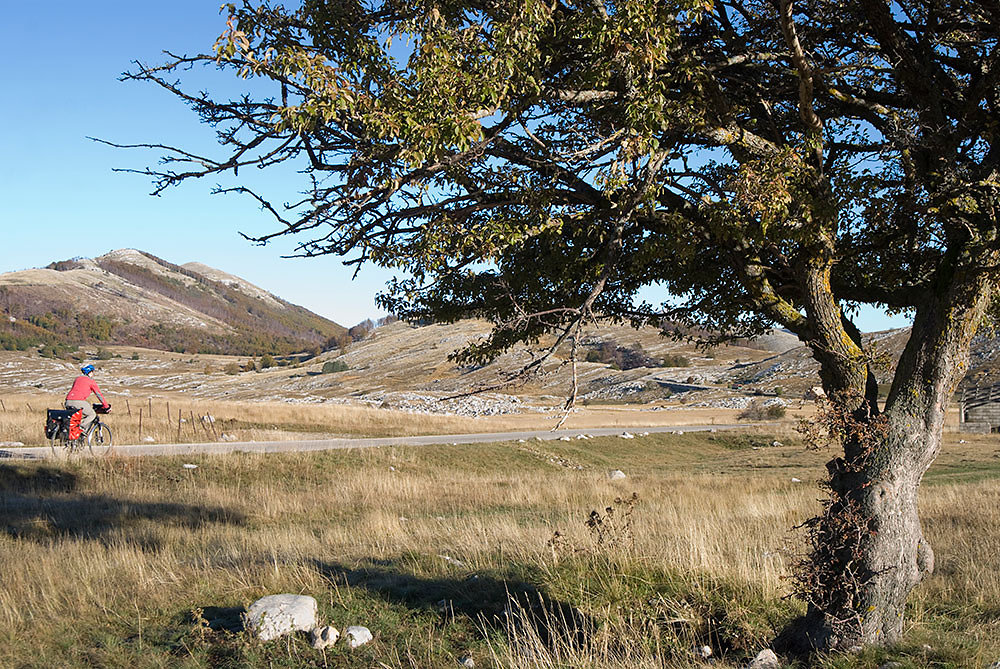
[0,249,344,356]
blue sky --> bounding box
[0,1,910,332]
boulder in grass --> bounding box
[608,470,627,480]
[244,594,318,641]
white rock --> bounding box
[747,649,780,669]
[458,655,476,668]
[182,463,198,470]
[771,440,783,447]
[142,436,156,443]
[620,432,634,439]
[576,434,587,440]
[345,625,373,648]
[202,414,216,423]
[559,435,572,441]
[244,594,318,641]
[791,477,802,483]
[310,625,340,649]
[676,430,684,435]
[439,554,466,567]
[694,644,713,658]
[518,439,526,443]
[608,470,627,480]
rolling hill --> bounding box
[0,249,344,356]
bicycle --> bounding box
[45,404,114,457]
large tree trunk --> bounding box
[790,264,995,651]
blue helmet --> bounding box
[81,364,95,375]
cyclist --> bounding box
[65,364,109,435]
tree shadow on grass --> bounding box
[0,464,246,549]
[312,558,594,651]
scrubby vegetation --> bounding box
[584,341,687,370]
[321,360,349,374]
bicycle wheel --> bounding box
[87,423,113,456]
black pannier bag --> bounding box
[45,409,80,439]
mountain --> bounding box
[0,249,344,356]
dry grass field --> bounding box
[1,428,997,668]
[0,391,797,450]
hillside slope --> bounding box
[0,249,344,356]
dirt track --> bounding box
[2,424,748,460]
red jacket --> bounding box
[66,375,107,405]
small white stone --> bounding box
[620,432,634,439]
[345,625,373,648]
[694,644,713,658]
[791,477,802,483]
[458,655,476,668]
[771,440,783,447]
[608,469,627,480]
[676,430,684,435]
[559,435,571,441]
[142,436,156,443]
[310,625,340,649]
[182,463,198,470]
[747,649,779,669]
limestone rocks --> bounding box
[244,594,318,641]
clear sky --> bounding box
[0,1,911,332]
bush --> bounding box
[224,362,241,375]
[322,360,349,374]
[259,354,275,369]
[131,352,140,360]
[660,353,690,367]
[739,400,787,421]
[95,348,113,360]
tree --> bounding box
[122,0,999,652]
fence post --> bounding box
[138,407,143,440]
[126,399,132,417]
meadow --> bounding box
[0,392,758,448]
[1,427,997,668]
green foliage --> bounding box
[95,348,113,361]
[322,360,349,374]
[223,362,241,375]
[131,352,140,360]
[259,354,274,369]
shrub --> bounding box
[224,362,241,375]
[96,348,113,360]
[131,352,140,360]
[322,360,349,373]
[739,400,787,421]
[660,353,690,367]
[259,354,275,369]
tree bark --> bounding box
[792,259,995,651]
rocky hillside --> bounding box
[0,249,344,356]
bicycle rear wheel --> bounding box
[87,423,113,456]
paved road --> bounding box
[1,424,748,460]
